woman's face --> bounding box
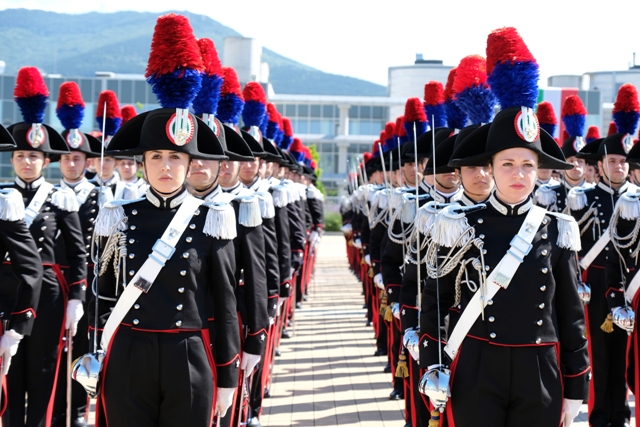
[491,147,538,205]
[143,150,190,194]
[11,150,49,182]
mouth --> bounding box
[510,184,525,189]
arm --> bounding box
[274,206,292,297]
[261,217,281,318]
[57,209,88,301]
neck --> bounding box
[154,185,183,199]
[193,183,218,198]
[564,175,584,187]
[601,175,624,190]
[63,175,85,184]
[464,191,489,203]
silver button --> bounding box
[41,226,46,231]
[175,320,182,327]
[485,265,490,271]
[195,209,200,216]
[477,218,484,224]
[133,319,139,325]
[189,224,196,230]
[539,303,545,309]
[129,253,135,259]
[489,332,496,339]
[542,218,548,225]
[85,245,90,249]
[183,252,189,259]
[91,200,96,205]
[130,225,136,230]
[541,267,548,274]
[38,248,42,252]
[541,249,548,256]
[605,247,609,251]
[91,209,96,213]
[186,237,192,243]
[595,196,599,200]
[599,212,603,216]
[541,233,547,239]
[597,204,601,207]
[482,249,487,255]
[86,235,91,240]
[129,238,135,244]
[479,234,485,239]
[540,285,547,291]
[178,287,185,293]
[176,304,183,311]
[537,320,543,326]
[601,220,606,223]
[45,206,50,211]
[134,304,140,310]
[487,299,493,305]
[488,316,495,322]
[535,338,542,344]
[129,270,135,276]
[556,193,560,196]
[44,215,49,220]
[89,218,94,222]
[132,209,138,215]
[87,227,93,231]
[38,237,44,242]
[180,270,186,276]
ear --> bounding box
[43,157,51,168]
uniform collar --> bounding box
[247,177,262,191]
[488,192,533,216]
[596,180,633,196]
[221,182,244,195]
[419,180,432,195]
[93,172,120,187]
[460,192,488,206]
[61,177,88,190]
[564,179,585,190]
[15,176,45,191]
[430,187,462,204]
[146,186,188,210]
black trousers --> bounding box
[585,267,631,427]
[448,338,562,427]
[4,272,64,427]
[409,357,429,427]
[101,327,214,427]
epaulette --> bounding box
[376,189,389,210]
[414,201,439,236]
[567,185,596,211]
[534,183,560,208]
[389,188,405,212]
[285,182,300,203]
[255,191,275,219]
[296,183,307,200]
[430,204,474,248]
[340,196,352,212]
[270,185,288,208]
[400,192,417,224]
[0,188,25,221]
[615,191,640,221]
[306,185,324,201]
[203,199,237,240]
[98,186,114,206]
[234,193,262,228]
[94,198,142,237]
[51,186,80,212]
[546,212,582,251]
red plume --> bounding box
[197,38,223,76]
[384,122,395,141]
[443,68,457,101]
[14,66,48,98]
[608,121,617,136]
[283,118,293,137]
[220,67,243,98]
[561,95,587,117]
[395,116,406,137]
[586,126,600,140]
[536,101,557,125]
[290,137,304,152]
[56,82,84,108]
[267,103,279,121]
[243,82,267,104]
[404,97,427,122]
[121,105,137,124]
[452,55,488,93]
[96,90,122,120]
[372,141,379,154]
[363,152,373,163]
[485,27,536,75]
[424,81,444,105]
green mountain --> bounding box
[0,9,386,96]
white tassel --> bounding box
[306,186,316,199]
[271,186,288,208]
[551,213,582,251]
[203,202,237,240]
[567,187,588,211]
[616,192,640,220]
[287,185,300,203]
[430,206,471,248]
[0,189,25,221]
[51,187,80,212]
[377,190,389,209]
[534,186,557,207]
[256,192,275,219]
[401,199,416,224]
[389,189,404,211]
[94,202,127,237]
[99,187,114,206]
[415,203,437,236]
[237,196,262,227]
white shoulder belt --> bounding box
[578,230,610,270]
[24,181,54,226]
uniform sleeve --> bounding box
[287,201,307,267]
[261,217,280,319]
[369,221,386,276]
[553,245,591,400]
[210,237,241,388]
[274,206,292,297]
[1,219,43,335]
[381,219,405,303]
[57,209,88,301]
[400,262,420,332]
[605,216,638,310]
[307,197,324,231]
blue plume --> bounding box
[275,129,284,145]
[564,114,585,138]
[266,120,279,140]
[444,100,468,129]
[290,149,305,163]
[424,104,447,128]
[217,93,244,125]
[192,74,223,116]
[95,117,122,137]
[487,61,539,109]
[612,110,640,136]
[57,104,84,130]
[147,68,202,109]
[386,138,398,152]
[455,86,496,125]
[279,135,293,150]
[16,94,48,124]
[259,114,268,136]
[242,100,266,128]
[403,121,428,142]
[540,122,556,136]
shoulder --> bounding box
[51,185,79,212]
[202,198,237,240]
[541,210,582,252]
[0,188,25,221]
[94,197,144,236]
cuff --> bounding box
[243,329,268,356]
[215,355,240,388]
[8,308,36,336]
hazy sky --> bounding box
[1,0,639,87]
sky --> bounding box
[1,0,640,88]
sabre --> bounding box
[378,143,390,190]
[65,328,72,427]
[429,115,443,367]
[94,102,108,353]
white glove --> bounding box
[240,351,261,377]
[392,303,400,320]
[277,297,285,311]
[562,398,582,426]
[365,255,371,266]
[340,223,352,234]
[215,387,236,417]
[374,273,384,290]
[0,329,23,375]
[310,230,320,247]
[353,239,362,249]
[269,316,275,326]
[65,299,84,337]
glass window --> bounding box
[349,121,360,135]
[276,104,284,114]
[80,79,94,103]
[371,121,384,135]
[372,106,384,119]
[321,119,335,135]
[360,121,371,135]
[285,104,296,117]
[3,76,15,100]
[360,106,371,119]
[119,80,133,104]
[310,119,321,134]
[298,104,308,117]
[134,80,147,104]
[107,79,119,93]
[147,86,158,106]
[310,105,321,118]
[2,101,14,127]
[296,120,308,134]
[49,78,65,101]
[323,105,334,118]
[82,103,95,132]
[349,105,358,119]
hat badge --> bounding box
[573,136,586,153]
[166,109,194,146]
[26,123,46,148]
[622,134,634,154]
[514,107,540,143]
[201,114,221,138]
[66,128,84,149]
[247,126,262,143]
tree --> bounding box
[308,144,325,195]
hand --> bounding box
[374,273,384,290]
[310,230,320,247]
[0,329,23,375]
[215,387,236,417]
[65,299,84,337]
[364,255,371,266]
[562,398,582,426]
[352,239,362,249]
[291,252,304,271]
[277,297,285,311]
[240,351,262,377]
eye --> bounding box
[502,162,512,167]
[151,154,161,160]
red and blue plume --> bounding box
[443,67,468,129]
[310,159,317,170]
[384,122,397,151]
[96,90,122,136]
[403,97,428,141]
[303,146,313,167]
[289,138,305,163]
[280,117,294,149]
[536,101,557,136]
[379,131,390,153]
[486,27,539,109]
[259,113,269,137]
[585,125,600,143]
[217,67,244,125]
[56,81,85,130]
[266,103,280,140]
[372,140,380,157]
[145,14,204,109]
[275,112,284,145]
[612,83,640,135]
[395,116,408,144]
[453,55,496,124]
[423,82,447,128]
[608,121,617,136]
[14,66,49,124]
[363,152,373,163]
[192,38,224,116]
[241,82,267,128]
[561,95,586,138]
[121,105,137,125]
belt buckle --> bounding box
[510,234,532,257]
[152,238,175,261]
